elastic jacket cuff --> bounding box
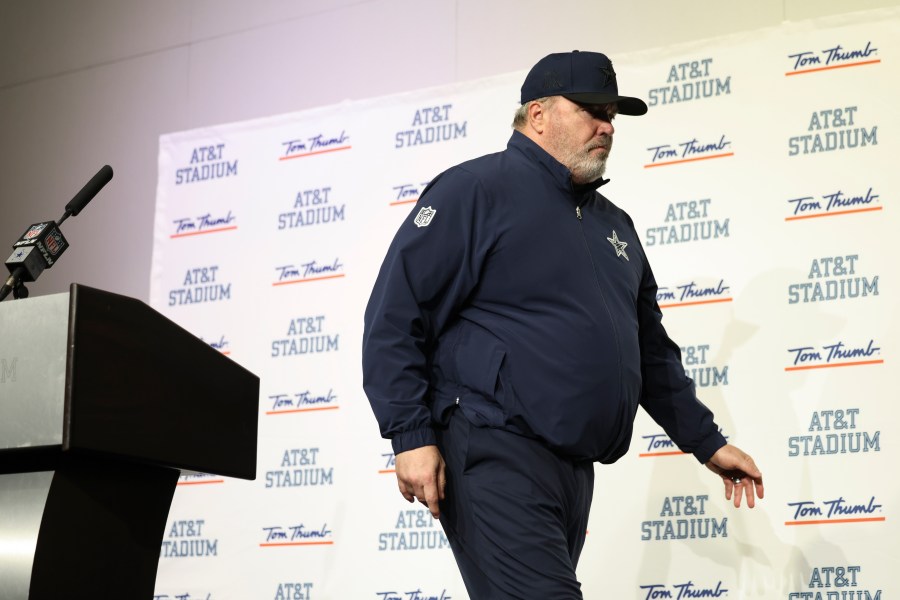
[691,430,728,464]
[391,428,438,455]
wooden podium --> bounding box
[0,284,259,599]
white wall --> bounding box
[1,0,898,301]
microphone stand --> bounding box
[0,266,29,301]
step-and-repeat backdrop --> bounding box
[150,8,897,599]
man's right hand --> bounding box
[395,445,446,519]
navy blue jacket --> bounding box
[363,131,726,464]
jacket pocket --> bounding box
[453,324,510,428]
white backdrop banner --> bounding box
[151,8,898,599]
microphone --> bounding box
[60,164,114,224]
[1,165,113,301]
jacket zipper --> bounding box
[573,201,624,417]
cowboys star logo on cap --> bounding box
[607,230,629,261]
[414,206,437,228]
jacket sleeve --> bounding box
[362,167,496,454]
[634,241,727,464]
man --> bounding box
[363,50,763,599]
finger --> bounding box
[724,477,734,501]
[745,480,756,509]
[733,480,743,508]
[438,461,447,501]
[413,485,427,506]
[729,478,740,508]
[755,477,765,500]
[424,480,441,519]
[397,478,415,503]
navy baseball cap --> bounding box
[520,50,648,116]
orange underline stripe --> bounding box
[260,541,334,547]
[785,59,881,76]
[266,406,340,415]
[639,451,686,457]
[379,469,396,474]
[644,152,734,168]
[390,198,419,206]
[785,206,882,221]
[177,480,225,486]
[785,517,885,525]
[785,359,883,372]
[272,274,345,286]
[279,146,352,160]
[170,226,238,238]
[659,297,733,309]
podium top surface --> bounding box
[0,284,259,479]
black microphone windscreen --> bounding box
[65,164,113,217]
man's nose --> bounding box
[597,119,615,136]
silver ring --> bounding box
[731,476,742,484]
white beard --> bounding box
[567,148,609,184]
[554,135,613,185]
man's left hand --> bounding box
[705,444,764,509]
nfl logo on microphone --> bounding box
[24,224,47,240]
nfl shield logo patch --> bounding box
[46,231,62,255]
[414,206,437,228]
[24,223,46,239]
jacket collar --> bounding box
[507,130,610,193]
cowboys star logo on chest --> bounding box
[607,230,629,261]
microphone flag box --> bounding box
[7,221,69,281]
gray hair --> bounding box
[512,96,555,129]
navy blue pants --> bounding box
[436,410,594,599]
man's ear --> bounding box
[528,101,547,134]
